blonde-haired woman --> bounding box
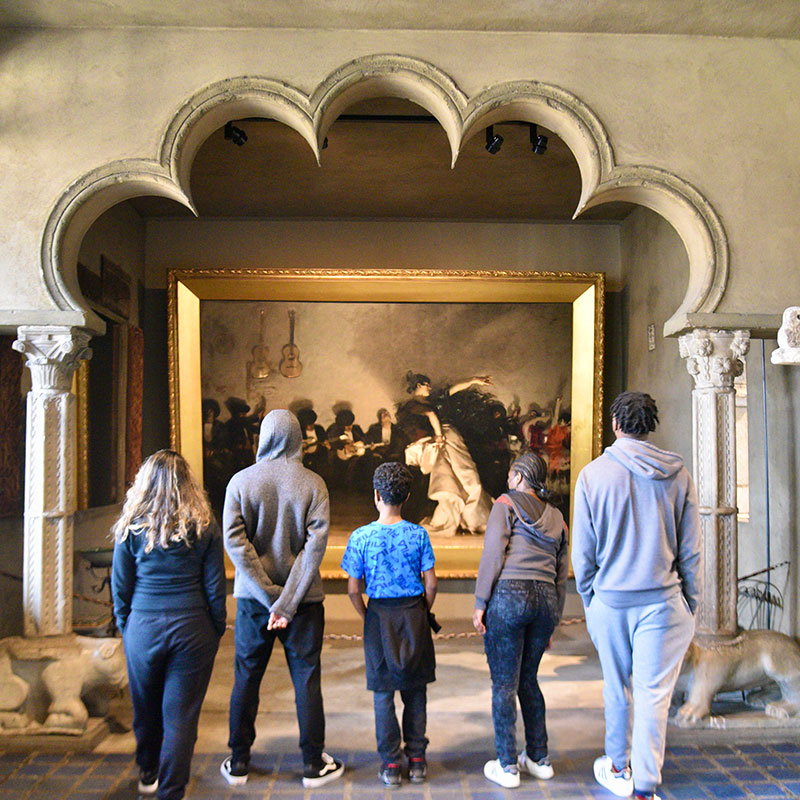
[111,450,226,800]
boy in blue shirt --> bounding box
[341,462,438,788]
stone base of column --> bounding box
[672,629,800,728]
[0,633,126,739]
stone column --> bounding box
[679,328,750,640]
[12,326,92,637]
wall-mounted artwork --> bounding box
[169,269,604,576]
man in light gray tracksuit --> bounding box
[571,392,701,800]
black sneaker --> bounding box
[408,757,427,783]
[137,769,158,795]
[220,756,249,786]
[302,752,344,788]
[379,762,402,788]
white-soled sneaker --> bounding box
[517,751,554,780]
[594,755,633,797]
[483,759,520,789]
[302,752,344,788]
[220,756,249,786]
[137,769,158,795]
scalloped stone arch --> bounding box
[40,53,726,336]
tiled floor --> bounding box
[1,744,799,799]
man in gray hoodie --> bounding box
[220,409,344,789]
[571,392,701,800]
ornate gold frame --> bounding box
[168,268,604,577]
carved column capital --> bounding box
[680,327,750,640]
[679,328,750,389]
[12,326,92,393]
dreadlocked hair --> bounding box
[111,449,212,553]
[510,451,555,503]
[373,461,414,506]
[610,391,659,435]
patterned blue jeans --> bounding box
[484,579,558,767]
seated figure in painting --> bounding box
[224,396,265,474]
[396,371,493,537]
[297,407,329,479]
[202,398,232,516]
[326,409,369,492]
[366,408,407,463]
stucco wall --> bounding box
[619,207,692,463]
[1,28,799,319]
[145,219,621,289]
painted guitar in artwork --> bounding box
[279,309,302,378]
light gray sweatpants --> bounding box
[585,592,695,795]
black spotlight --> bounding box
[485,125,503,155]
[530,123,548,155]
[224,121,248,146]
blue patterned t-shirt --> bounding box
[340,520,435,598]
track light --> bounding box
[485,125,503,155]
[224,121,248,146]
[530,123,548,155]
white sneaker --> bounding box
[483,759,520,789]
[517,751,554,780]
[137,770,158,795]
[593,755,633,797]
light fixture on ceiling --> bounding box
[224,121,248,146]
[485,125,503,155]
[530,123,548,155]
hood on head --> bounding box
[606,437,684,479]
[256,409,302,462]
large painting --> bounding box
[169,269,604,576]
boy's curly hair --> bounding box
[373,461,413,506]
[610,391,659,435]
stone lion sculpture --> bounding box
[674,630,800,726]
[0,635,127,734]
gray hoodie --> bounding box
[571,437,702,612]
[222,409,329,621]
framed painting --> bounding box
[168,268,604,577]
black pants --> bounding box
[228,598,326,766]
[373,686,428,767]
[124,608,219,800]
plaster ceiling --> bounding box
[2,0,799,38]
[130,99,632,222]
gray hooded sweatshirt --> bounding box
[571,437,702,612]
[223,409,329,621]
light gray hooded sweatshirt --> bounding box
[571,437,702,612]
[223,409,329,621]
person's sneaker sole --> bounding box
[220,757,248,786]
[137,777,158,795]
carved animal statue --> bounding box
[674,630,800,726]
[0,636,127,733]
[777,306,800,350]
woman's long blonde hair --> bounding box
[112,449,213,552]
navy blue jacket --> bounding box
[111,522,227,636]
